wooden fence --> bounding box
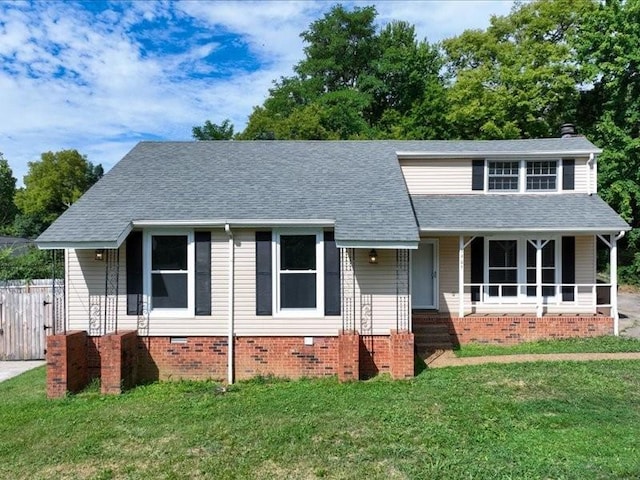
[0,280,62,360]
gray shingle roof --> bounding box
[411,194,630,233]
[36,138,610,248]
[37,141,424,247]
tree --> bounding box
[14,150,103,237]
[575,0,640,282]
[192,119,235,140]
[0,153,17,231]
[240,4,447,140]
[442,0,596,139]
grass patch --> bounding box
[2,363,640,478]
[455,335,640,358]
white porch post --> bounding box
[459,235,465,318]
[611,233,619,335]
[536,240,543,318]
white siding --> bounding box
[400,158,471,195]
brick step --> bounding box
[412,324,450,335]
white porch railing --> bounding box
[463,283,612,309]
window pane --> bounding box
[281,273,316,308]
[281,235,316,270]
[526,241,555,267]
[152,273,187,308]
[489,241,517,267]
[152,236,187,270]
[526,161,557,191]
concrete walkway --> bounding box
[0,361,46,382]
[427,350,640,368]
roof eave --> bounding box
[397,149,602,159]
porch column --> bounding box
[459,236,464,318]
[611,233,619,335]
[536,240,543,318]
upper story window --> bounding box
[485,159,560,192]
[488,161,519,191]
[526,161,557,191]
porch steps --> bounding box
[413,320,454,356]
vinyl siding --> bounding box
[400,158,471,194]
[400,156,593,194]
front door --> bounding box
[412,240,438,309]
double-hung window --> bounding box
[526,240,556,297]
[488,161,519,191]
[145,231,194,315]
[486,160,559,192]
[488,240,518,297]
[274,231,324,315]
[526,161,557,191]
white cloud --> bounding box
[0,0,514,185]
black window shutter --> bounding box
[562,236,576,301]
[126,231,143,315]
[472,160,485,191]
[324,231,341,316]
[195,232,212,315]
[563,158,575,190]
[470,237,484,302]
[256,231,272,315]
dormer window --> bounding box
[488,161,519,191]
[526,160,557,191]
[483,159,561,192]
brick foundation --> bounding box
[413,313,614,345]
[46,331,89,398]
[49,331,415,395]
[390,330,415,379]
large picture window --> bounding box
[274,231,323,315]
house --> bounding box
[37,131,630,396]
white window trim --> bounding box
[483,235,561,303]
[485,158,563,194]
[143,229,195,318]
[272,229,325,318]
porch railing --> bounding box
[463,283,612,309]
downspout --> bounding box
[612,230,625,335]
[225,224,234,384]
[586,153,594,195]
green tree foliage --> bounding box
[0,246,63,281]
[0,153,18,231]
[14,150,103,237]
[575,0,640,282]
[239,5,446,140]
[443,0,596,139]
[192,119,235,140]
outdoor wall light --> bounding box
[368,249,378,264]
[94,249,105,261]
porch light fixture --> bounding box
[368,249,378,264]
[94,249,105,261]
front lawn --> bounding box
[455,335,640,358]
[2,363,640,479]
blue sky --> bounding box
[0,0,514,184]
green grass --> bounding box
[2,364,640,479]
[455,335,640,358]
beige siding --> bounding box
[434,236,471,313]
[400,158,471,194]
[400,156,593,195]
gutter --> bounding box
[225,223,235,384]
[586,153,594,195]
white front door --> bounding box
[412,240,438,309]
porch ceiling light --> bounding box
[94,249,105,261]
[368,249,378,264]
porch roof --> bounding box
[411,194,630,234]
